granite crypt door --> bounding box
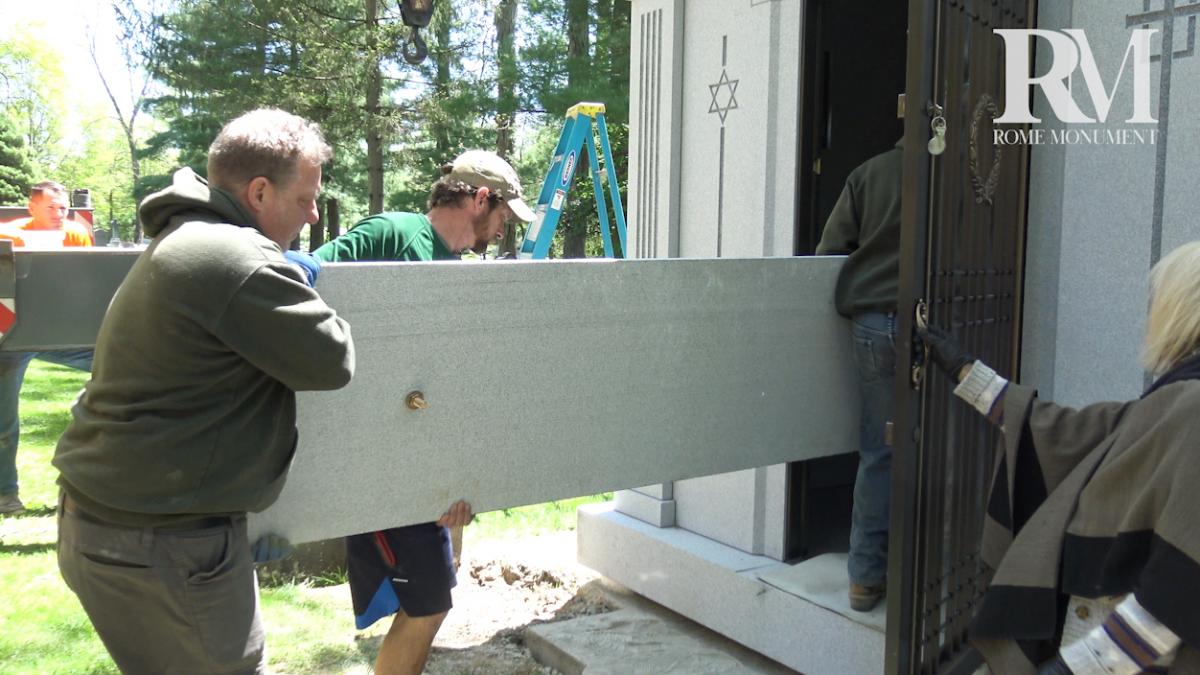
[886,1,1034,673]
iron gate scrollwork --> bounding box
[887,0,1035,674]
[969,95,1001,206]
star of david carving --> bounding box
[709,69,739,124]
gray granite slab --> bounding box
[250,256,858,543]
[630,483,672,500]
[614,488,676,527]
[0,249,140,351]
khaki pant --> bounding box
[57,498,265,674]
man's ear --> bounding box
[473,186,492,211]
[241,176,271,216]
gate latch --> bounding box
[911,299,928,389]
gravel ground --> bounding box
[424,531,615,675]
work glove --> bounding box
[251,533,294,564]
[916,323,975,382]
[283,250,321,287]
[1036,655,1074,675]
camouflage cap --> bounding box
[447,150,535,222]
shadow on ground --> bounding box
[0,541,55,555]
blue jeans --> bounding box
[847,312,896,586]
[0,349,93,495]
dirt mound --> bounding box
[420,531,615,675]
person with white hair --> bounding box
[920,241,1200,674]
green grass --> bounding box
[0,361,611,674]
[0,546,119,674]
[1,363,119,674]
[9,361,89,512]
[467,494,612,543]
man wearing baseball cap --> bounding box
[314,149,533,675]
[448,149,537,224]
[318,150,534,263]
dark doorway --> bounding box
[793,0,909,256]
[784,0,910,564]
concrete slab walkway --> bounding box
[525,580,798,675]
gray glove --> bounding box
[917,324,975,381]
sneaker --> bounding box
[0,492,24,515]
[849,581,886,612]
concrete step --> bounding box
[576,503,886,674]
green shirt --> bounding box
[314,212,458,263]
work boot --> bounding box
[0,492,25,515]
[849,581,886,612]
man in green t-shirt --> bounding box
[314,150,534,675]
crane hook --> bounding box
[402,26,428,65]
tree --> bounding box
[0,20,148,232]
[494,0,519,255]
[387,0,494,215]
[0,23,71,174]
[0,114,34,205]
[88,0,165,241]
[520,0,632,258]
[142,0,416,224]
[365,0,386,214]
[559,0,590,258]
[138,0,633,254]
[56,115,176,240]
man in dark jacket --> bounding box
[54,108,355,673]
[815,139,903,612]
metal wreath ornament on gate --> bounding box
[969,94,1002,205]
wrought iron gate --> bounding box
[886,0,1035,673]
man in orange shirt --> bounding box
[0,181,94,514]
[0,181,94,247]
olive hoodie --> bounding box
[54,168,355,526]
[815,140,903,316]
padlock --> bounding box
[928,116,947,156]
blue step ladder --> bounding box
[518,102,628,259]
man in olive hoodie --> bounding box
[54,109,355,674]
[815,139,902,613]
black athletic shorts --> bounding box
[346,522,456,629]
